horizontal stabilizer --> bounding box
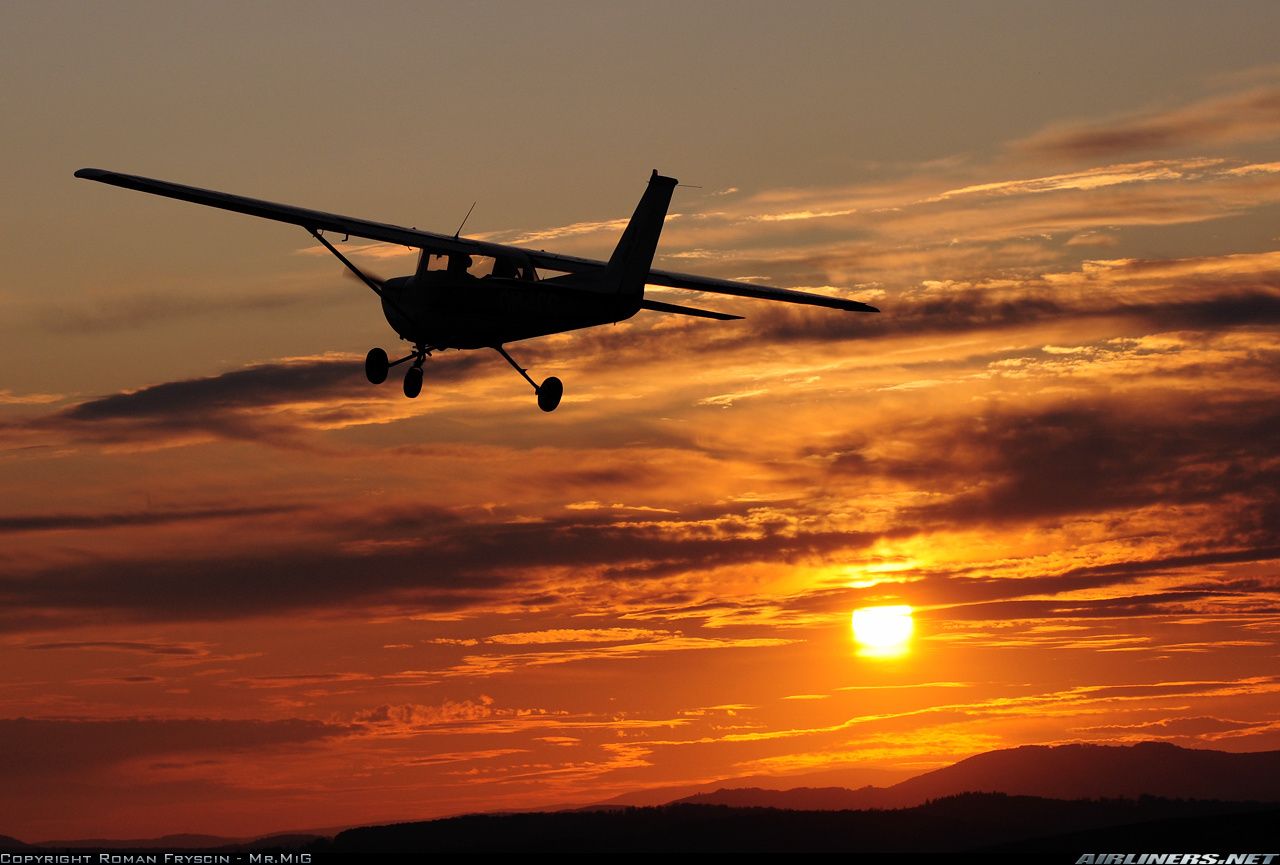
[639,299,744,321]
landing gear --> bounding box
[365,348,389,384]
[494,345,564,413]
[365,345,429,399]
[403,365,423,399]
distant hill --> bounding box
[674,742,1280,810]
[30,831,329,851]
[885,741,1280,804]
[0,835,35,851]
[675,785,883,810]
[36,833,243,849]
[16,742,1280,855]
[581,765,912,809]
[331,794,1276,853]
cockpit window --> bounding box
[419,253,535,281]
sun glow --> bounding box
[852,605,914,657]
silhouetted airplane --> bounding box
[75,168,878,411]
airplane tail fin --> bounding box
[604,170,678,299]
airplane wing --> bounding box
[75,168,878,313]
[645,269,878,313]
[514,248,878,313]
[74,167,514,260]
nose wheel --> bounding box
[403,365,423,399]
[495,345,564,412]
[365,345,429,399]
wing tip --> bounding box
[74,167,109,180]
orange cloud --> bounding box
[1017,85,1280,158]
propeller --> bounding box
[341,266,388,290]
[307,227,419,331]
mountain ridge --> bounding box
[672,741,1280,810]
[11,741,1279,850]
[331,793,1278,853]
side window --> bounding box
[420,253,449,272]
[467,256,496,278]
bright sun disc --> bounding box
[852,605,914,655]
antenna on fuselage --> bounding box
[454,201,477,239]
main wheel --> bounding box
[365,347,389,384]
[536,376,563,412]
[403,365,423,399]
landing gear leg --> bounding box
[494,345,563,412]
[366,344,428,398]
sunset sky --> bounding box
[4,0,1280,842]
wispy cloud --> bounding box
[439,635,798,678]
[0,504,300,534]
[24,640,209,656]
[1018,85,1280,158]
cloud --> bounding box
[25,356,366,450]
[24,641,207,656]
[401,748,527,766]
[540,252,1280,375]
[65,355,367,420]
[819,391,1280,530]
[932,159,1224,199]
[0,504,300,534]
[740,256,1280,348]
[26,285,353,334]
[233,672,380,690]
[485,216,634,245]
[0,501,892,631]
[1073,715,1266,739]
[352,697,497,729]
[0,389,62,406]
[9,355,464,450]
[439,634,797,678]
[1018,85,1280,159]
[934,590,1274,625]
[0,717,350,775]
[481,628,675,645]
[6,239,1278,463]
[0,542,514,631]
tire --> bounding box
[403,366,423,399]
[365,348,389,384]
[537,376,563,412]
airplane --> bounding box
[74,168,879,412]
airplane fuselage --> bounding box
[380,273,641,350]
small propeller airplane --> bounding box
[75,168,878,412]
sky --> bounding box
[3,0,1280,842]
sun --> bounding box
[852,605,914,657]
